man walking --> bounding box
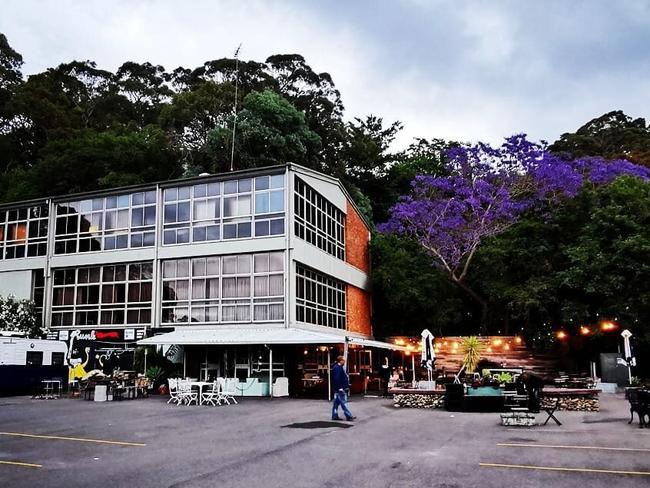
[331,355,356,421]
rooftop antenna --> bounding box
[230,43,242,172]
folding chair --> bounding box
[542,398,562,426]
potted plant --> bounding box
[462,336,483,374]
[145,366,166,392]
[496,372,513,387]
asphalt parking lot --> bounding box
[0,392,648,487]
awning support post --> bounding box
[327,348,331,402]
[183,348,187,378]
[268,346,273,399]
[343,337,349,372]
[204,347,208,381]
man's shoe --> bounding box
[331,416,341,420]
[345,416,357,421]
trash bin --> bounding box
[445,383,464,411]
[94,385,107,402]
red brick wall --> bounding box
[347,285,372,336]
[345,201,370,273]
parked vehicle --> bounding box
[0,337,68,395]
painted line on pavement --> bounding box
[0,460,42,469]
[498,442,650,452]
[480,462,650,476]
[0,432,146,447]
[505,428,650,435]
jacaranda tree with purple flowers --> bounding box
[380,135,650,331]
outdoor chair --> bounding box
[178,379,198,405]
[220,378,238,405]
[167,378,181,404]
[201,380,222,406]
[542,397,562,426]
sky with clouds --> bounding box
[2,0,649,148]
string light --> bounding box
[579,326,591,336]
[556,330,568,340]
[600,320,617,332]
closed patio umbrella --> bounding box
[420,329,435,383]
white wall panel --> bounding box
[0,270,33,299]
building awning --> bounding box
[137,327,408,351]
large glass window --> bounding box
[32,269,45,327]
[0,204,48,259]
[296,264,346,329]
[163,173,284,245]
[294,177,345,260]
[162,252,284,324]
[54,191,156,254]
[50,262,153,327]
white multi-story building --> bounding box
[0,164,404,396]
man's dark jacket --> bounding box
[332,363,350,391]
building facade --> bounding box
[0,164,383,389]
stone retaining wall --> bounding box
[541,395,599,411]
[393,393,445,409]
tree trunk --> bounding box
[451,277,489,335]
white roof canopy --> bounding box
[138,327,407,351]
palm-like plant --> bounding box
[462,336,483,373]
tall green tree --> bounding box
[551,110,650,167]
[371,232,468,337]
[0,33,25,172]
[207,89,321,172]
[159,81,235,172]
[115,61,172,126]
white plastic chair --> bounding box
[168,378,181,404]
[201,380,221,406]
[178,379,198,405]
[221,378,238,405]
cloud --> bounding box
[1,0,649,148]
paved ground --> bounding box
[0,392,648,487]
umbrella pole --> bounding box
[411,354,416,386]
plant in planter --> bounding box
[145,366,166,390]
[496,372,513,385]
[462,336,483,373]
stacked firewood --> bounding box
[393,393,445,409]
[541,396,599,411]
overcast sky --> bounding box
[2,0,649,148]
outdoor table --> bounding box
[190,381,213,405]
[39,380,61,399]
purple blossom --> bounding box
[380,134,649,283]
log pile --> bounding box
[541,396,599,411]
[393,393,445,409]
